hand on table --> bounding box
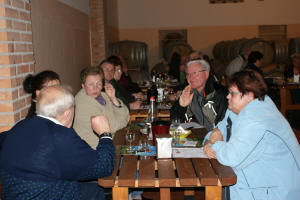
[179,85,194,107]
[129,101,142,110]
[203,140,217,159]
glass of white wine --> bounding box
[126,132,135,153]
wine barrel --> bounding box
[272,39,289,63]
[242,38,274,67]
[163,41,193,63]
[288,37,300,56]
[213,41,232,63]
[108,40,148,71]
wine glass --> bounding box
[126,132,135,153]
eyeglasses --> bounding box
[186,69,206,78]
[228,91,241,96]
[85,82,102,89]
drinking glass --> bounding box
[126,132,135,153]
[171,118,181,146]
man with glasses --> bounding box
[170,59,228,131]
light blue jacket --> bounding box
[205,96,300,200]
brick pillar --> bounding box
[90,0,106,66]
[0,0,35,132]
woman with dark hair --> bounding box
[245,51,264,76]
[23,70,60,118]
[203,70,300,200]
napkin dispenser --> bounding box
[156,136,172,159]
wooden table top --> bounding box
[99,128,237,189]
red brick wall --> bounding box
[90,0,106,66]
[0,0,35,132]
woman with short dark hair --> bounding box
[245,51,264,76]
[23,70,60,118]
[204,70,300,200]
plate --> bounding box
[169,129,192,139]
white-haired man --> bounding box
[170,59,228,131]
[0,85,115,199]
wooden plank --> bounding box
[205,186,222,200]
[114,129,126,146]
[160,188,171,200]
[209,159,237,186]
[175,158,198,186]
[192,158,218,185]
[138,157,156,187]
[98,155,121,187]
[157,159,176,187]
[118,156,137,187]
[112,187,128,200]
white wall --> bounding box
[118,0,300,29]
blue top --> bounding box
[205,96,300,200]
[0,116,115,199]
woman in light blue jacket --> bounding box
[204,70,300,200]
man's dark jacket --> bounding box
[170,76,228,131]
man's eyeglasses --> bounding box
[186,69,206,78]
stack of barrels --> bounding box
[212,37,300,77]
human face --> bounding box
[114,65,122,81]
[101,62,115,82]
[227,85,253,114]
[82,74,103,98]
[186,63,209,92]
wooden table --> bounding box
[98,129,237,200]
[279,83,300,116]
[129,109,170,122]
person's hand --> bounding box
[133,92,145,101]
[179,85,194,107]
[203,140,217,159]
[129,101,142,110]
[91,115,111,136]
[209,128,223,144]
[104,83,116,99]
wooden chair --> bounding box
[279,84,300,116]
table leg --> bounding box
[160,188,171,200]
[205,186,221,200]
[112,187,128,200]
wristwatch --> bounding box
[99,132,112,139]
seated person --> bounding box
[99,59,141,110]
[0,85,115,200]
[118,55,142,94]
[108,55,144,101]
[170,59,228,131]
[204,70,300,200]
[23,70,60,118]
[73,67,129,149]
[245,51,264,76]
